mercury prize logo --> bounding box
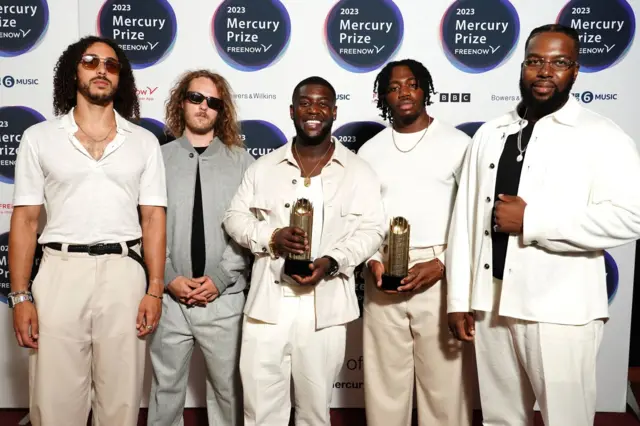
[97,0,177,69]
[0,0,49,57]
[137,117,175,146]
[212,0,292,72]
[0,231,43,305]
[334,121,385,153]
[0,106,45,185]
[557,0,635,72]
[325,0,404,73]
[440,0,520,73]
[240,120,287,159]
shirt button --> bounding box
[285,203,290,208]
[484,230,489,236]
[490,163,495,169]
[532,240,538,245]
[484,263,490,269]
[292,179,297,184]
[486,197,491,202]
[189,153,194,158]
[274,280,279,284]
[262,247,267,252]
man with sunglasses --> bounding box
[447,24,640,425]
[223,76,386,425]
[147,70,254,426]
[9,36,167,426]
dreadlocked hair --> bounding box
[373,59,436,123]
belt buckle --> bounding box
[87,244,102,256]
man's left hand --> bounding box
[396,259,444,292]
[136,294,162,337]
[291,257,331,286]
[494,194,527,234]
[186,276,220,305]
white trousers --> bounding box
[475,309,604,426]
[239,289,346,426]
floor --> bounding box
[1,383,639,425]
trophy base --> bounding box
[380,274,405,291]
[284,258,314,277]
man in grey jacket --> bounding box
[147,70,254,426]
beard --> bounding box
[519,75,576,118]
[185,113,216,135]
[293,118,333,146]
[78,79,117,106]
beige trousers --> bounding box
[240,289,346,426]
[28,245,147,426]
[363,246,474,426]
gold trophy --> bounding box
[284,198,314,278]
[381,216,410,290]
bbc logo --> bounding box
[439,93,471,102]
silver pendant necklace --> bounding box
[516,108,528,162]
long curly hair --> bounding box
[373,59,436,123]
[52,36,140,120]
[164,70,242,147]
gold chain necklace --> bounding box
[294,141,333,187]
[391,116,433,153]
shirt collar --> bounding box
[58,107,132,134]
[498,95,581,128]
[278,136,348,169]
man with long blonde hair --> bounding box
[147,70,254,426]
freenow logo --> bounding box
[0,1,49,57]
[212,0,291,72]
[0,231,42,305]
[325,0,404,73]
[456,121,485,138]
[0,75,39,88]
[136,85,159,102]
[241,120,287,159]
[334,121,385,153]
[604,251,619,304]
[137,117,175,146]
[439,92,471,103]
[98,0,177,69]
[557,0,635,72]
[572,90,618,103]
[440,0,520,73]
[0,106,45,184]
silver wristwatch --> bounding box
[8,292,33,308]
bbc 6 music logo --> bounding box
[98,0,177,69]
[212,0,292,72]
[0,106,46,185]
[240,120,287,159]
[557,0,635,72]
[325,0,404,73]
[0,0,49,57]
[440,0,520,73]
[0,232,43,305]
[333,121,385,153]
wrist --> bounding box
[322,255,339,277]
[269,228,281,258]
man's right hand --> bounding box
[367,259,386,286]
[448,312,476,342]
[167,276,207,305]
[13,301,39,349]
[273,227,308,256]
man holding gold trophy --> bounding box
[223,76,386,425]
[358,59,474,426]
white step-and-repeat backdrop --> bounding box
[0,0,637,413]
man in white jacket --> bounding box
[447,24,640,426]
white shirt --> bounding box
[357,119,470,262]
[446,96,640,325]
[13,108,167,245]
[222,137,386,329]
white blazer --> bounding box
[446,96,640,325]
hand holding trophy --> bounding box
[283,198,314,278]
[380,216,410,291]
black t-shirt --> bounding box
[191,146,207,278]
[491,122,534,280]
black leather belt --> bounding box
[44,239,148,285]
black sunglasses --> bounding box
[186,91,224,111]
